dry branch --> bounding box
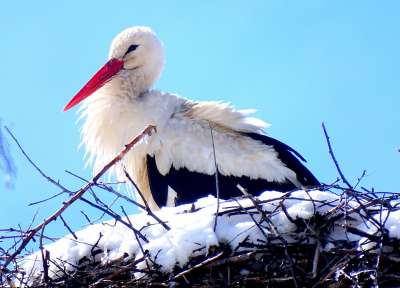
[0,125,156,273]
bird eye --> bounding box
[125,44,139,55]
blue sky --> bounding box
[0,1,399,244]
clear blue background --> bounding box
[0,1,399,246]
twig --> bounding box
[29,191,70,206]
[39,225,49,284]
[90,193,120,224]
[97,254,147,283]
[354,170,367,189]
[80,210,93,225]
[321,122,353,189]
[90,233,103,259]
[123,169,170,231]
[59,215,77,240]
[121,206,152,271]
[233,198,269,240]
[207,251,256,268]
[4,126,70,193]
[0,125,155,272]
[312,240,321,278]
[66,170,147,211]
[173,251,225,280]
[79,196,148,243]
[208,122,220,232]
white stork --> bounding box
[64,26,319,209]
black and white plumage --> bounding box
[64,26,320,209]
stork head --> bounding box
[64,26,164,111]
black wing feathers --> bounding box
[146,156,169,208]
[147,156,297,207]
[244,132,320,186]
[146,133,319,207]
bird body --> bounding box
[65,26,319,209]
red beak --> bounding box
[63,58,124,111]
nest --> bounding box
[4,187,400,288]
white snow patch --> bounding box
[20,189,396,284]
[359,209,400,250]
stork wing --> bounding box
[145,101,319,207]
[146,152,301,207]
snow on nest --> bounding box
[358,208,400,250]
[20,190,395,282]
